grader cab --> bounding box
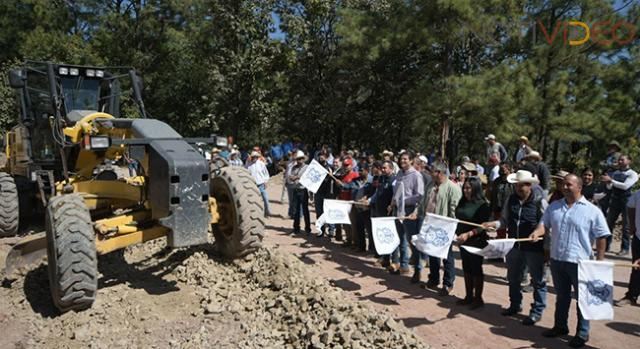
[0,62,264,312]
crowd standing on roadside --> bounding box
[206,134,640,348]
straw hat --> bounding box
[519,136,529,144]
[507,170,540,184]
[381,150,393,157]
[461,162,476,172]
[551,170,570,181]
[526,151,542,160]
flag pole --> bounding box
[614,262,637,268]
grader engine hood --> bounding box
[129,119,210,247]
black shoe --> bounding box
[422,280,439,290]
[522,316,540,326]
[292,229,301,235]
[501,307,522,316]
[470,299,484,310]
[439,286,453,296]
[305,229,312,235]
[456,297,473,305]
[568,335,588,348]
[522,284,534,293]
[541,327,569,338]
[411,271,421,284]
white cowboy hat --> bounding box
[507,170,540,184]
[484,134,496,141]
[294,150,306,159]
[250,151,260,157]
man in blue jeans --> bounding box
[388,151,424,276]
[246,150,271,217]
[410,162,461,295]
[482,170,547,325]
[530,174,610,348]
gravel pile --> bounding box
[1,238,428,348]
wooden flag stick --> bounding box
[614,262,637,268]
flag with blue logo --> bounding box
[578,260,614,320]
[461,239,517,259]
[299,159,329,193]
[411,213,458,259]
[371,217,400,255]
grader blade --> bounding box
[3,232,47,277]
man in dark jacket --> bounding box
[521,151,551,197]
[368,160,396,266]
[482,170,547,326]
[314,150,334,237]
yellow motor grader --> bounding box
[0,62,264,312]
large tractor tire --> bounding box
[45,194,98,312]
[0,172,19,237]
[210,166,265,259]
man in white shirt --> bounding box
[246,151,271,217]
[601,155,639,254]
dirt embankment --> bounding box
[0,238,428,348]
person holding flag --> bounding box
[481,170,548,325]
[313,151,335,237]
[288,150,311,234]
[388,151,424,276]
[529,174,610,348]
[410,162,461,295]
[454,177,492,309]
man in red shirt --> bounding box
[333,157,360,243]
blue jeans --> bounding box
[286,184,295,217]
[292,189,310,232]
[428,245,455,287]
[391,220,409,268]
[550,260,590,339]
[409,218,427,271]
[257,183,270,216]
[506,248,547,317]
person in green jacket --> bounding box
[409,162,462,295]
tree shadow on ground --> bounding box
[606,321,640,337]
[434,299,600,349]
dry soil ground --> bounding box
[0,173,638,349]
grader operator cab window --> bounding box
[60,77,101,116]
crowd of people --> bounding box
[209,135,640,348]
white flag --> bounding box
[322,199,352,224]
[578,260,614,320]
[411,213,458,259]
[371,217,400,255]
[461,239,517,259]
[299,159,328,193]
[315,213,327,233]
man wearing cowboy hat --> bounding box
[287,150,311,234]
[515,136,533,163]
[482,170,548,325]
[381,150,399,175]
[521,151,551,197]
[246,150,271,217]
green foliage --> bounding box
[0,0,637,170]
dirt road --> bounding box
[264,176,639,349]
[0,173,637,349]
